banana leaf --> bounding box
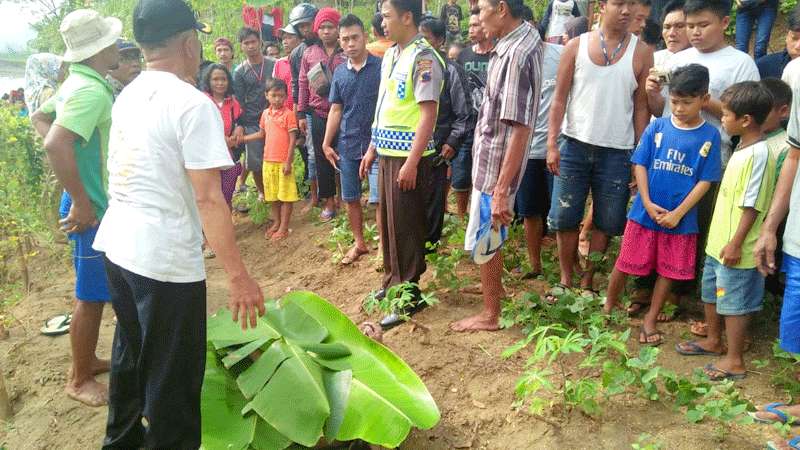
[283,292,441,446]
[201,292,440,450]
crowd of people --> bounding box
[17,0,800,448]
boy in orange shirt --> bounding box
[244,79,299,240]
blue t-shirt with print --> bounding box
[628,117,722,234]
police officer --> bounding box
[360,0,444,329]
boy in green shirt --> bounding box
[676,81,776,381]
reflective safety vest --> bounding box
[371,37,445,157]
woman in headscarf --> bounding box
[24,53,65,114]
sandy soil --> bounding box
[0,208,795,450]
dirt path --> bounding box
[0,210,793,449]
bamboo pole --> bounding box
[0,367,11,421]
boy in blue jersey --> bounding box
[604,64,722,346]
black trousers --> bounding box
[312,112,337,199]
[102,257,207,450]
[425,159,449,247]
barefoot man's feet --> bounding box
[65,378,108,407]
[450,313,500,332]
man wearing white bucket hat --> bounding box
[30,9,121,408]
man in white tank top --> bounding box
[545,0,653,298]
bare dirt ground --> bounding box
[0,206,795,450]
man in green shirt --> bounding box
[30,8,121,408]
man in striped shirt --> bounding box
[451,0,543,332]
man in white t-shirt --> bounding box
[93,0,264,447]
[646,0,759,165]
[751,57,800,448]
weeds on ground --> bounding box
[362,282,439,323]
[324,213,379,263]
[502,287,755,437]
[765,341,800,402]
[232,189,270,226]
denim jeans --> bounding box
[547,137,632,236]
[735,5,778,60]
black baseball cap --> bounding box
[133,0,212,45]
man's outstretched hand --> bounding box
[229,273,265,330]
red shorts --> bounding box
[615,220,697,281]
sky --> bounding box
[0,3,39,52]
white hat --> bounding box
[60,9,123,63]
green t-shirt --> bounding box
[706,140,776,269]
[40,63,113,220]
[766,128,789,182]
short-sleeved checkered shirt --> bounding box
[472,21,543,195]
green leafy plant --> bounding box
[0,104,56,294]
[770,341,800,401]
[425,242,471,291]
[363,282,439,323]
[202,291,440,449]
[232,189,270,225]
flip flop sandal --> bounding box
[580,287,599,298]
[703,363,746,381]
[319,210,336,222]
[675,340,723,356]
[544,283,568,305]
[41,313,71,336]
[750,403,800,425]
[639,327,663,347]
[767,436,800,450]
[627,301,650,315]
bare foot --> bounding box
[689,320,708,337]
[271,230,289,241]
[449,313,500,332]
[341,246,369,265]
[65,378,108,407]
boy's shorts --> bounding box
[780,252,800,354]
[59,192,110,302]
[262,161,299,202]
[614,220,697,280]
[701,255,765,316]
[515,159,550,219]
